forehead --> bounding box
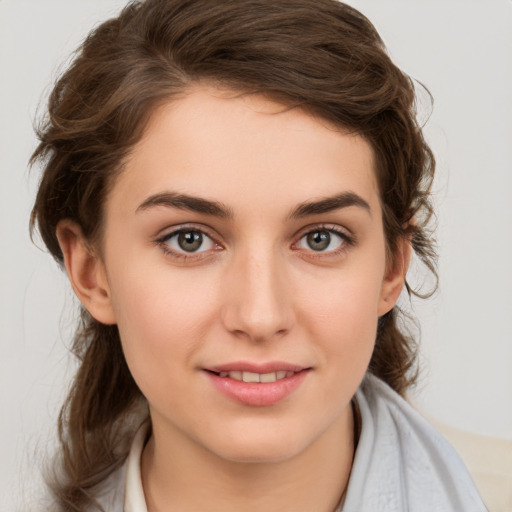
[112,86,379,216]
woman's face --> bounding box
[94,86,403,463]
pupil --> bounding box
[307,231,330,251]
[178,231,202,252]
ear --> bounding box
[377,237,412,316]
[56,220,117,325]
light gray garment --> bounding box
[96,374,487,511]
[339,374,487,512]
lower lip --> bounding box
[205,370,309,407]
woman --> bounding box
[30,0,487,510]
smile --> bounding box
[205,364,310,407]
[216,370,296,383]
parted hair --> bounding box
[30,0,436,510]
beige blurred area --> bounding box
[432,420,512,511]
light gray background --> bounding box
[1,0,511,509]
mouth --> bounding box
[207,370,298,383]
[204,363,311,406]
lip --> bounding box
[204,362,311,407]
[206,361,307,374]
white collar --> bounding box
[124,423,150,512]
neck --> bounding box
[141,406,355,512]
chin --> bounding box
[215,442,305,465]
[203,422,320,465]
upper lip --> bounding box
[205,361,309,374]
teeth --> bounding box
[242,371,260,383]
[218,370,296,382]
[260,372,277,383]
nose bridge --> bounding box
[221,242,293,341]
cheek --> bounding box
[110,251,216,327]
[296,263,383,362]
[107,261,220,386]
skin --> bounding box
[57,86,409,512]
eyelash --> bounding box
[292,224,355,259]
[156,224,222,261]
[155,224,355,261]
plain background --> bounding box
[1,0,511,509]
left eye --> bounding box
[162,229,216,253]
[296,229,345,252]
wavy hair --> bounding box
[30,0,436,509]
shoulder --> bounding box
[340,374,488,512]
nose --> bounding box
[220,248,295,343]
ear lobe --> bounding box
[378,238,412,316]
[56,220,117,325]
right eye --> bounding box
[297,229,345,252]
[159,228,218,256]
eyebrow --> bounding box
[136,191,370,219]
[289,192,371,219]
[136,192,233,218]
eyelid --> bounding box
[156,222,218,241]
[292,223,355,255]
[293,222,353,241]
[155,223,223,259]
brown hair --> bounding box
[30,0,436,509]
